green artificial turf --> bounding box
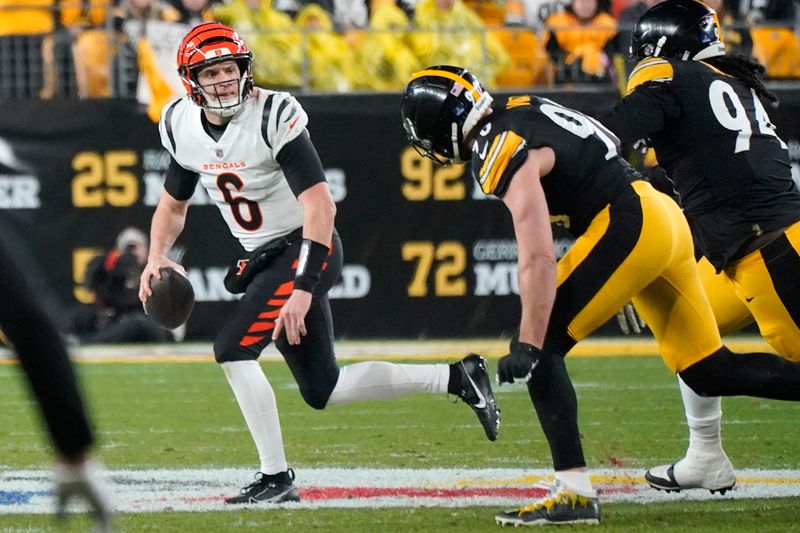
[1,354,798,531]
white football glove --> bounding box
[54,458,113,533]
[615,302,647,335]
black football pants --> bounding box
[213,231,344,410]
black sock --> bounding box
[527,351,586,471]
[447,362,461,395]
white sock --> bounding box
[555,471,596,498]
[326,362,449,406]
[221,361,288,475]
[678,375,723,453]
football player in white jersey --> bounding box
[138,22,501,505]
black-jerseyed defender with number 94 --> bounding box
[401,62,800,526]
[599,0,800,499]
[139,21,500,505]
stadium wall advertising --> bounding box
[2,90,798,340]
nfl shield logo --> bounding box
[215,148,224,158]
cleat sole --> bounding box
[649,482,735,495]
[495,518,600,527]
[709,485,734,495]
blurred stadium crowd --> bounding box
[1,0,798,107]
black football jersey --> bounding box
[601,57,800,270]
[470,95,641,237]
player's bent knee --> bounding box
[274,336,340,409]
[297,386,329,410]
[294,369,339,410]
[677,370,717,397]
[678,347,734,397]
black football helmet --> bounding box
[401,65,490,165]
[630,0,724,62]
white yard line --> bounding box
[0,336,777,363]
[1,467,799,514]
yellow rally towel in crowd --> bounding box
[137,38,175,123]
[73,29,112,97]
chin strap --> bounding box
[207,102,243,118]
[450,123,463,164]
[451,91,494,163]
[462,91,494,138]
[653,35,668,58]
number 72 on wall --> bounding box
[401,241,467,297]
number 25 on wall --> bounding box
[402,241,466,297]
[72,150,138,207]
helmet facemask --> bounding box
[404,117,456,166]
[182,56,253,118]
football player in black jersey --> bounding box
[0,232,112,530]
[402,64,800,526]
[599,0,800,496]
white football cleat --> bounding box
[645,450,736,494]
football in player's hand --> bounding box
[144,268,195,329]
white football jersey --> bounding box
[159,88,308,251]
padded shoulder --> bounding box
[626,57,675,95]
[260,90,309,154]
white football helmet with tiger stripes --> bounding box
[177,22,254,118]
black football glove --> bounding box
[497,341,542,385]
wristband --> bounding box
[293,239,329,292]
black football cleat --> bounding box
[495,480,600,527]
[453,354,500,441]
[224,469,300,504]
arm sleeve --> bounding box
[163,155,200,201]
[276,130,328,198]
[598,83,682,144]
